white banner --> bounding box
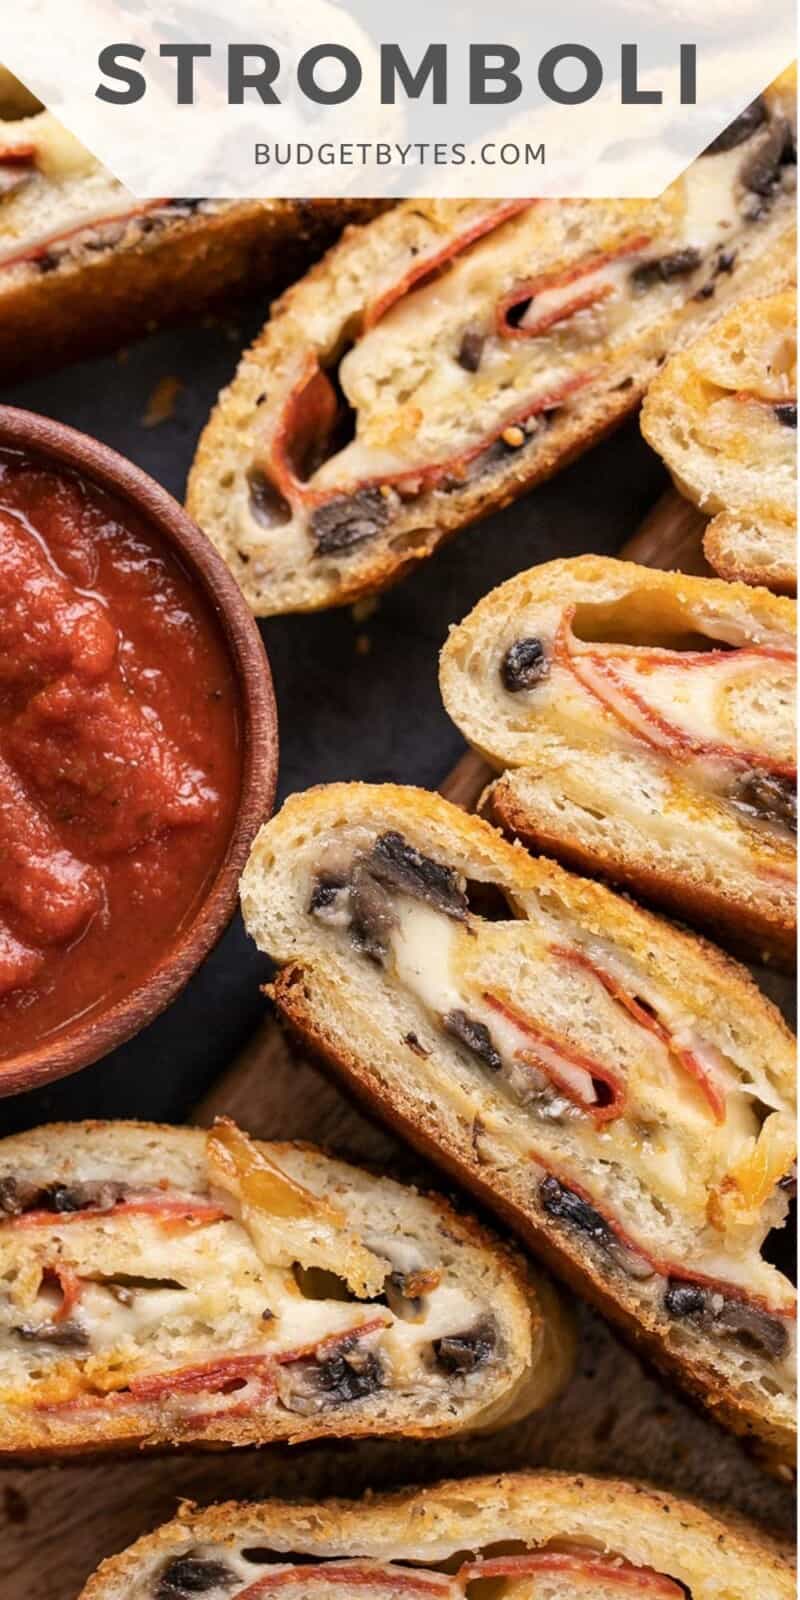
[2,0,796,197]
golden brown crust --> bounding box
[187,304,649,616]
[79,1470,796,1600]
[272,962,794,1473]
[703,517,797,597]
[249,779,794,1059]
[187,92,797,617]
[244,786,793,1470]
[0,1117,564,1459]
[485,778,795,970]
[641,290,797,596]
[440,555,796,967]
[0,199,384,381]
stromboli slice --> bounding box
[0,109,382,380]
[79,1471,795,1600]
[642,289,797,594]
[0,1118,571,1456]
[440,556,796,965]
[187,73,796,614]
[242,784,797,1464]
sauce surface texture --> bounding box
[0,448,242,1064]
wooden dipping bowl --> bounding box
[0,405,278,1096]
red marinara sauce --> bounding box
[0,448,242,1062]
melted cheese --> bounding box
[582,647,795,764]
[517,252,643,335]
[488,586,794,805]
[514,754,794,889]
[381,895,791,1299]
[308,137,759,491]
[678,142,747,250]
[0,1137,498,1413]
[391,901,461,1014]
[382,1283,485,1382]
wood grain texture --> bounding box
[1,488,794,1600]
[626,489,711,576]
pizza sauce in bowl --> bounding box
[0,410,277,1092]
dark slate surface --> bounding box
[0,300,667,1136]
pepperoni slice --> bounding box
[256,357,340,509]
[129,1354,274,1401]
[541,1162,796,1322]
[458,1551,686,1595]
[552,944,726,1123]
[0,199,170,271]
[8,1195,228,1230]
[555,608,796,781]
[496,234,651,340]
[483,991,626,1121]
[363,201,535,329]
[50,1265,83,1323]
[256,365,591,528]
[33,1352,276,1417]
[0,145,37,165]
[275,1317,390,1366]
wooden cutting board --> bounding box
[1,492,794,1600]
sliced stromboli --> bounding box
[186,72,797,615]
[642,289,797,594]
[0,1118,571,1457]
[0,110,382,380]
[79,1471,795,1600]
[440,556,796,966]
[242,784,797,1466]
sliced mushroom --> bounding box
[539,1175,613,1246]
[434,1315,497,1374]
[631,250,702,290]
[729,771,796,834]
[715,1297,789,1359]
[774,403,797,427]
[13,1320,89,1349]
[155,1554,239,1597]
[739,120,792,197]
[539,1177,653,1279]
[367,831,468,920]
[276,1339,384,1415]
[0,1178,127,1217]
[247,468,292,529]
[349,865,396,962]
[457,327,486,372]
[663,1279,789,1359]
[501,637,548,692]
[308,873,350,920]
[444,1009,502,1072]
[664,1281,708,1318]
[46,1180,127,1214]
[0,1176,37,1216]
[311,487,395,555]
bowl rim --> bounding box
[0,404,278,1097]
